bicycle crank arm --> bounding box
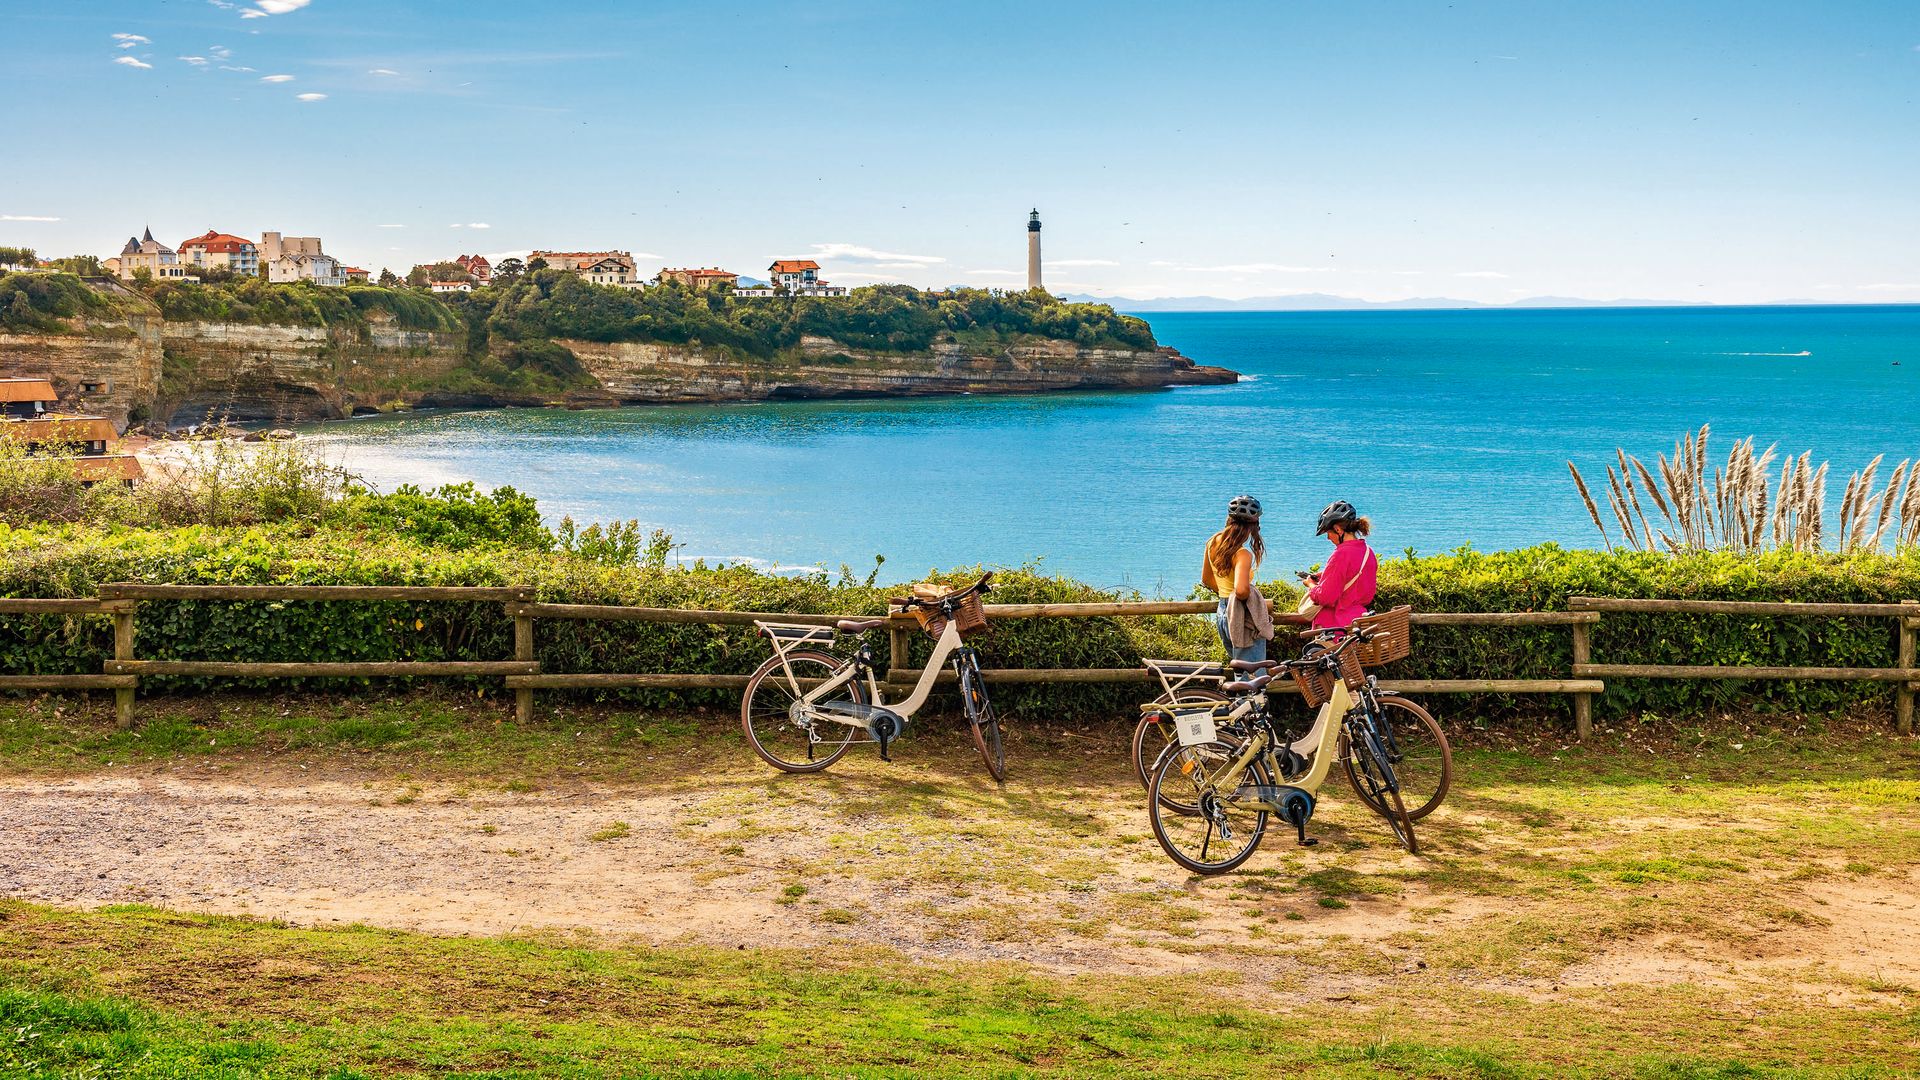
[1233,785,1319,846]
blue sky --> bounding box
[4,0,1917,303]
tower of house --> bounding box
[1026,209,1042,292]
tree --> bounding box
[426,261,472,283]
[406,265,431,288]
[377,268,401,287]
[0,246,36,270]
[493,257,525,284]
[46,255,102,276]
[525,257,548,273]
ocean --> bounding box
[300,305,1920,590]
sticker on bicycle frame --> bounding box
[1173,709,1217,747]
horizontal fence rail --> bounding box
[0,584,1912,736]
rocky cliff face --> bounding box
[159,318,466,426]
[560,335,1237,404]
[1,290,1236,430]
[0,315,163,430]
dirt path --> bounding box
[3,752,1917,1002]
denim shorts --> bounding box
[1215,598,1269,664]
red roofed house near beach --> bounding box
[454,255,492,286]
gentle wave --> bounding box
[1717,350,1812,356]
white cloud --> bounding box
[1,215,61,222]
[1454,270,1509,279]
[220,65,255,72]
[240,9,267,16]
[449,222,492,229]
[211,45,232,59]
[252,0,312,13]
[115,56,153,69]
[208,0,237,8]
[368,68,400,76]
[295,92,327,101]
[112,33,151,47]
[376,223,406,229]
[809,242,945,265]
[261,73,294,82]
[1048,258,1119,267]
[180,56,209,65]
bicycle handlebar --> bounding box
[887,572,995,612]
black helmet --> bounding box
[1315,500,1357,535]
[1227,495,1262,523]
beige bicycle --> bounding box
[1143,611,1446,873]
[740,574,1005,780]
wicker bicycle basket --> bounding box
[907,586,989,639]
[1291,665,1336,708]
[1350,605,1412,667]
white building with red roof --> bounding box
[529,250,641,288]
[738,259,847,298]
[178,230,260,276]
[453,255,492,286]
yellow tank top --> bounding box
[1201,531,1244,596]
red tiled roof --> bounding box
[340,267,368,274]
[178,230,255,254]
[769,260,820,274]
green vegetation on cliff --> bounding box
[143,277,461,333]
[465,272,1158,357]
[0,272,140,333]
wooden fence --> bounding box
[0,586,1913,739]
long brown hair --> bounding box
[1212,517,1265,576]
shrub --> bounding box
[1,527,1915,726]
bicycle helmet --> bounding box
[1227,495,1262,523]
[1315,499,1358,535]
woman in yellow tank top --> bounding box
[1202,495,1273,663]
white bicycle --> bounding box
[740,574,1004,781]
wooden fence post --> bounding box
[888,619,913,683]
[1897,605,1915,736]
[111,604,136,729]
[1569,611,1594,741]
[513,604,535,723]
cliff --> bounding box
[0,286,1236,430]
[558,335,1235,404]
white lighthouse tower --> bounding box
[1026,208,1043,292]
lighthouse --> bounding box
[1026,208,1042,292]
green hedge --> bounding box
[1,526,1915,726]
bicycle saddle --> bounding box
[1229,659,1279,672]
[1219,673,1273,695]
[835,618,888,633]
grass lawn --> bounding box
[0,693,1915,1078]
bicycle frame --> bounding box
[1179,677,1355,806]
[760,616,968,728]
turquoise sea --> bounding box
[302,306,1920,589]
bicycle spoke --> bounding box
[1148,741,1269,875]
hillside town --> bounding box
[84,227,856,298]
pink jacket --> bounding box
[1310,539,1377,629]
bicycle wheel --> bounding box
[741,651,861,773]
[1342,718,1418,854]
[1132,687,1230,792]
[958,652,1005,782]
[1147,739,1270,874]
[1342,693,1451,820]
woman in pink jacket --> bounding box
[1302,500,1377,630]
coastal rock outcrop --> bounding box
[560,336,1236,404]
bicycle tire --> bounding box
[959,653,1006,782]
[1342,693,1451,821]
[1342,720,1419,854]
[1131,687,1231,793]
[1147,739,1270,875]
[740,651,860,774]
